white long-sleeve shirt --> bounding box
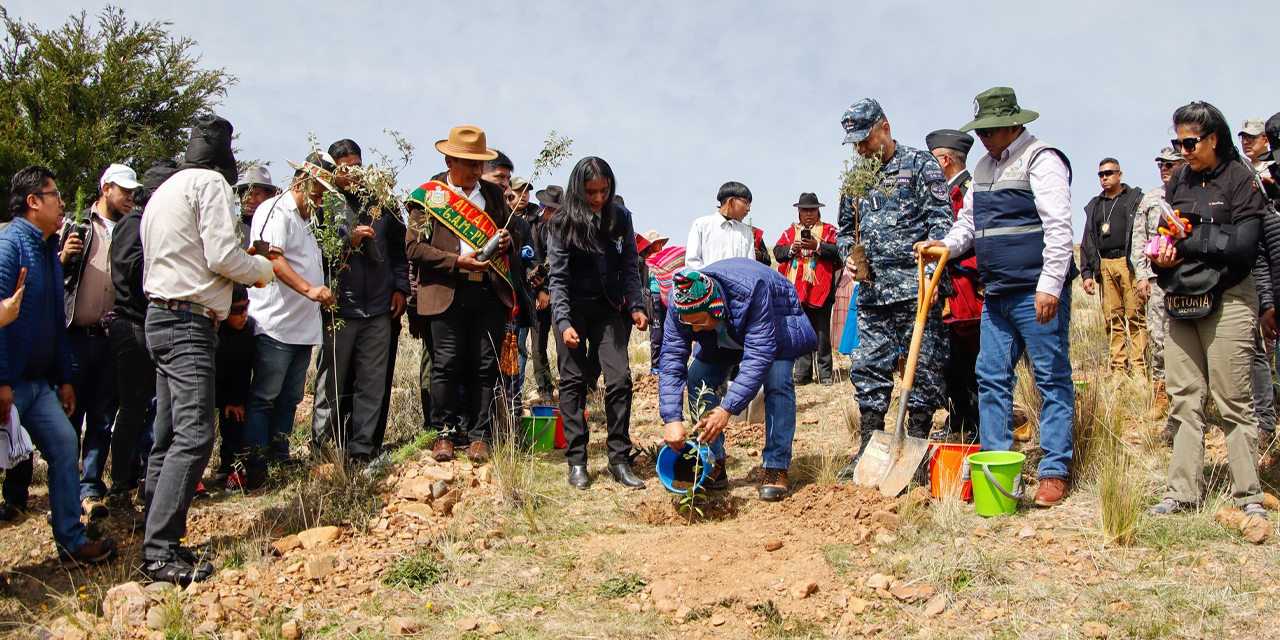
[685,212,754,270]
[941,131,1074,298]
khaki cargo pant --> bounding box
[1164,279,1264,506]
[1101,257,1147,375]
[1147,284,1166,381]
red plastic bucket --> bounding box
[553,410,567,449]
[929,443,981,500]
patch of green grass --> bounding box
[1138,511,1231,551]
[596,573,647,599]
[823,544,858,577]
[383,552,448,589]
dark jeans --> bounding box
[649,297,667,372]
[554,298,634,466]
[795,301,833,383]
[243,334,312,471]
[429,281,505,444]
[109,316,156,494]
[68,330,119,499]
[11,379,90,556]
[530,307,555,397]
[312,313,392,458]
[143,308,218,563]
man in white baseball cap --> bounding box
[1239,118,1273,178]
[52,162,139,522]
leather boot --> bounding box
[432,440,455,462]
[906,409,933,440]
[1147,381,1169,420]
[608,463,645,489]
[839,414,884,480]
[759,468,789,501]
[567,465,590,489]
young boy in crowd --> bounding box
[217,285,256,490]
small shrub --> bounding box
[383,552,447,589]
[596,573,647,599]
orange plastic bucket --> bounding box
[929,443,981,500]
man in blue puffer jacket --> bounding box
[0,165,117,565]
[659,258,817,501]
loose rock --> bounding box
[923,594,947,617]
[1240,514,1272,544]
[1081,621,1110,638]
[145,606,166,631]
[763,538,783,552]
[889,583,934,602]
[865,574,892,590]
[280,619,300,640]
[655,599,678,613]
[791,580,818,600]
[304,556,336,581]
[1214,508,1245,528]
[271,535,302,555]
[1262,493,1279,510]
[650,580,676,600]
[387,617,420,635]
[456,618,479,631]
[297,526,341,549]
[1106,602,1133,614]
[485,621,504,634]
[433,490,460,515]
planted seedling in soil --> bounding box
[677,382,717,524]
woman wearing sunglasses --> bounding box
[546,157,648,489]
[1150,102,1270,520]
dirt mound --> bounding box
[624,493,742,526]
[750,484,906,543]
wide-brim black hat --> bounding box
[793,192,824,208]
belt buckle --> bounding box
[467,272,485,282]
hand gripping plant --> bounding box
[837,150,894,283]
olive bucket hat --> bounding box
[960,87,1039,132]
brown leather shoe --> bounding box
[432,440,455,462]
[467,441,490,463]
[1034,478,1068,507]
[62,537,117,567]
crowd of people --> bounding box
[1,86,1278,585]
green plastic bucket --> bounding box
[521,416,556,452]
[967,451,1025,517]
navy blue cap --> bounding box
[841,98,885,144]
[925,129,974,155]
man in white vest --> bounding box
[917,87,1077,508]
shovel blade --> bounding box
[877,434,932,498]
[851,430,897,488]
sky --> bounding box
[14,0,1280,244]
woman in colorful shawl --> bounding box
[773,194,840,385]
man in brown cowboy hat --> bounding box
[406,126,519,463]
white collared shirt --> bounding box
[248,192,324,345]
[942,130,1074,297]
[446,176,486,255]
[684,213,754,270]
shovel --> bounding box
[853,244,950,497]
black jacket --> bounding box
[1155,160,1266,296]
[1080,184,1144,281]
[215,316,257,407]
[60,207,118,326]
[1251,212,1280,314]
[330,195,412,319]
[546,204,646,333]
[110,209,146,324]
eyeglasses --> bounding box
[1157,161,1179,170]
[1171,135,1210,153]
[974,128,998,139]
[32,189,62,199]
[1097,170,1119,178]
[229,304,249,315]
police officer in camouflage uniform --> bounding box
[834,99,954,477]
[1130,147,1185,421]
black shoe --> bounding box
[568,465,590,490]
[143,558,215,587]
[702,460,729,490]
[0,502,29,523]
[793,377,814,386]
[608,463,645,489]
[819,379,834,386]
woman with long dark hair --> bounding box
[1150,102,1269,519]
[546,157,648,489]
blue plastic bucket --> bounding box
[656,442,715,494]
[530,405,558,418]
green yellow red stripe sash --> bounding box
[409,181,515,291]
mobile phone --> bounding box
[250,240,271,256]
[800,229,812,240]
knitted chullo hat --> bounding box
[671,271,725,320]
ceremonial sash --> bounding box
[410,181,516,292]
[775,222,837,308]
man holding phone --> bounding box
[774,193,840,385]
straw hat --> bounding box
[435,125,499,161]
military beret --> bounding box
[925,129,974,155]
